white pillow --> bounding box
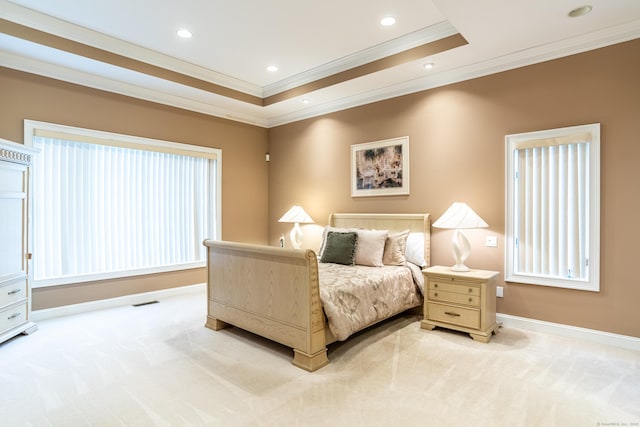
[382,229,409,266]
[354,229,388,267]
[406,232,427,267]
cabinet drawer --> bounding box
[429,280,480,297]
[0,279,27,309]
[0,302,27,334]
[427,302,480,329]
[428,289,479,307]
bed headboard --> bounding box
[328,213,431,267]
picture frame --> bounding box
[351,136,409,197]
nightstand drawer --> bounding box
[428,289,480,307]
[429,280,480,297]
[427,302,480,329]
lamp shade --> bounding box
[433,202,488,230]
[278,205,314,224]
[433,202,488,272]
[278,205,314,249]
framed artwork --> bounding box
[351,136,409,197]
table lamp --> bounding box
[278,205,314,249]
[433,202,488,272]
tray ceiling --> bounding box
[1,0,639,127]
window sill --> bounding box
[505,273,599,292]
[32,262,206,288]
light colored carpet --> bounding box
[1,289,638,426]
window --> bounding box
[25,120,221,287]
[505,123,600,291]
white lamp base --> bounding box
[290,222,303,249]
[450,229,471,272]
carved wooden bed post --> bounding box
[292,249,329,371]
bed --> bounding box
[202,213,431,371]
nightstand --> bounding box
[421,266,499,342]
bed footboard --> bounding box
[202,240,329,371]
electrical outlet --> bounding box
[486,236,498,247]
[497,286,504,298]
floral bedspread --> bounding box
[318,263,423,341]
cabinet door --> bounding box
[0,161,29,285]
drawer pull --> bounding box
[469,298,473,302]
[444,311,461,317]
[434,292,438,297]
[468,288,473,293]
[8,288,22,295]
[8,312,21,320]
[434,283,438,288]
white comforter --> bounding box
[318,262,423,341]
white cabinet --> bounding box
[0,138,38,344]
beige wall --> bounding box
[268,39,640,338]
[2,39,639,336]
[0,67,269,309]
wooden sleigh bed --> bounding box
[203,213,431,371]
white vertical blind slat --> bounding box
[548,146,558,276]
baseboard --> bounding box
[497,313,640,352]
[32,283,206,322]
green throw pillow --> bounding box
[320,231,358,265]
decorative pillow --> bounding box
[318,226,354,258]
[382,229,410,266]
[354,229,388,267]
[406,232,427,267]
[319,231,358,265]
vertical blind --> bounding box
[514,140,589,280]
[32,136,213,283]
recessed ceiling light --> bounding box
[380,16,396,26]
[302,98,312,104]
[423,62,435,70]
[266,65,278,72]
[177,29,192,38]
[568,5,592,18]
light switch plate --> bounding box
[486,236,498,247]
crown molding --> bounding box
[1,0,457,101]
[0,0,263,97]
[0,50,269,128]
[2,0,638,129]
[265,19,640,127]
[263,21,457,97]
